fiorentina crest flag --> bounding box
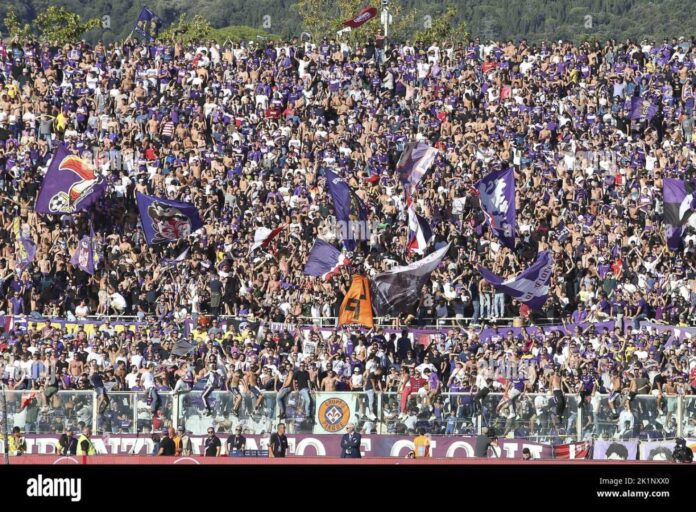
[475,168,516,249]
[136,192,203,245]
[70,224,96,275]
[343,6,378,28]
[304,239,350,281]
[338,275,374,328]
[371,244,450,316]
[407,206,433,255]
[35,145,107,215]
[478,251,553,310]
[663,178,695,251]
[324,168,368,252]
[396,142,437,201]
[133,6,162,42]
[12,219,36,271]
[630,95,658,121]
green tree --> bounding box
[158,14,213,43]
[293,0,417,44]
[3,6,30,39]
[34,6,101,44]
[414,6,468,46]
[210,25,282,44]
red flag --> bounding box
[343,6,378,28]
[553,442,591,460]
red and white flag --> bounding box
[250,226,284,253]
[343,6,378,28]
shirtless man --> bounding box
[244,364,265,412]
[227,369,244,417]
[321,370,339,391]
[608,369,622,418]
[69,356,84,381]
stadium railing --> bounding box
[1,389,689,442]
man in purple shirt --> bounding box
[9,292,25,315]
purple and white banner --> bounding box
[475,168,516,249]
[479,320,616,344]
[8,435,553,459]
[478,251,553,310]
[592,440,639,460]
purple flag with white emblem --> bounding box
[304,239,350,281]
[324,168,368,252]
[136,192,204,245]
[70,224,96,275]
[663,178,694,251]
[13,219,36,271]
[35,145,107,214]
[475,168,516,249]
[630,95,658,121]
[396,142,438,202]
[478,251,554,310]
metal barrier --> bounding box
[1,389,692,441]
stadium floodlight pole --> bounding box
[381,0,390,39]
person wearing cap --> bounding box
[340,422,362,458]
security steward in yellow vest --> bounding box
[76,427,96,455]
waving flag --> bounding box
[664,178,695,251]
[13,219,36,271]
[338,275,374,328]
[343,6,378,28]
[478,251,554,310]
[136,192,203,245]
[35,145,107,214]
[475,168,516,249]
[70,224,96,275]
[161,248,190,268]
[324,168,368,252]
[133,6,162,42]
[630,95,658,121]
[304,239,350,281]
[396,142,437,201]
[407,206,433,255]
[371,244,450,316]
[249,226,284,253]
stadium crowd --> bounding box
[0,33,695,441]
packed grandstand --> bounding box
[0,26,696,460]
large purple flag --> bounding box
[13,219,36,271]
[478,251,553,310]
[303,239,350,281]
[70,223,96,275]
[324,168,368,252]
[136,192,204,245]
[133,7,162,42]
[396,142,437,201]
[630,95,658,121]
[663,178,694,251]
[35,145,107,214]
[475,168,516,249]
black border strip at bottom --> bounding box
[0,462,691,506]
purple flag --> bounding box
[396,142,437,201]
[35,145,107,215]
[70,225,96,275]
[475,168,516,249]
[630,95,657,121]
[133,7,162,42]
[478,251,553,310]
[161,248,190,268]
[13,219,36,271]
[136,192,204,245]
[663,178,694,251]
[407,205,433,255]
[303,239,350,281]
[324,168,368,252]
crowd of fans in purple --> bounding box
[0,33,695,441]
